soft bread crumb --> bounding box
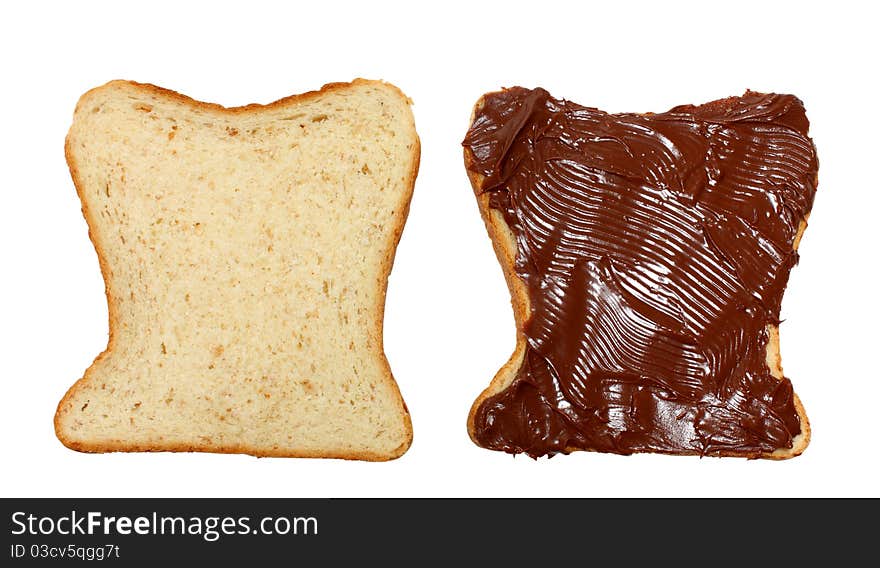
[55,79,419,460]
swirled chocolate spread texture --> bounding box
[463,88,817,458]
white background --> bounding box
[2,1,877,497]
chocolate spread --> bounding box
[463,88,818,458]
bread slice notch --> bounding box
[463,88,814,459]
[56,79,419,460]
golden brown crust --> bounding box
[464,92,810,459]
[55,79,418,461]
[371,94,420,460]
[70,78,415,118]
[764,216,811,459]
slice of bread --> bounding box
[463,88,815,459]
[56,79,419,460]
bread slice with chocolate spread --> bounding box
[463,87,814,459]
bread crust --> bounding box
[55,79,419,461]
[464,93,810,459]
